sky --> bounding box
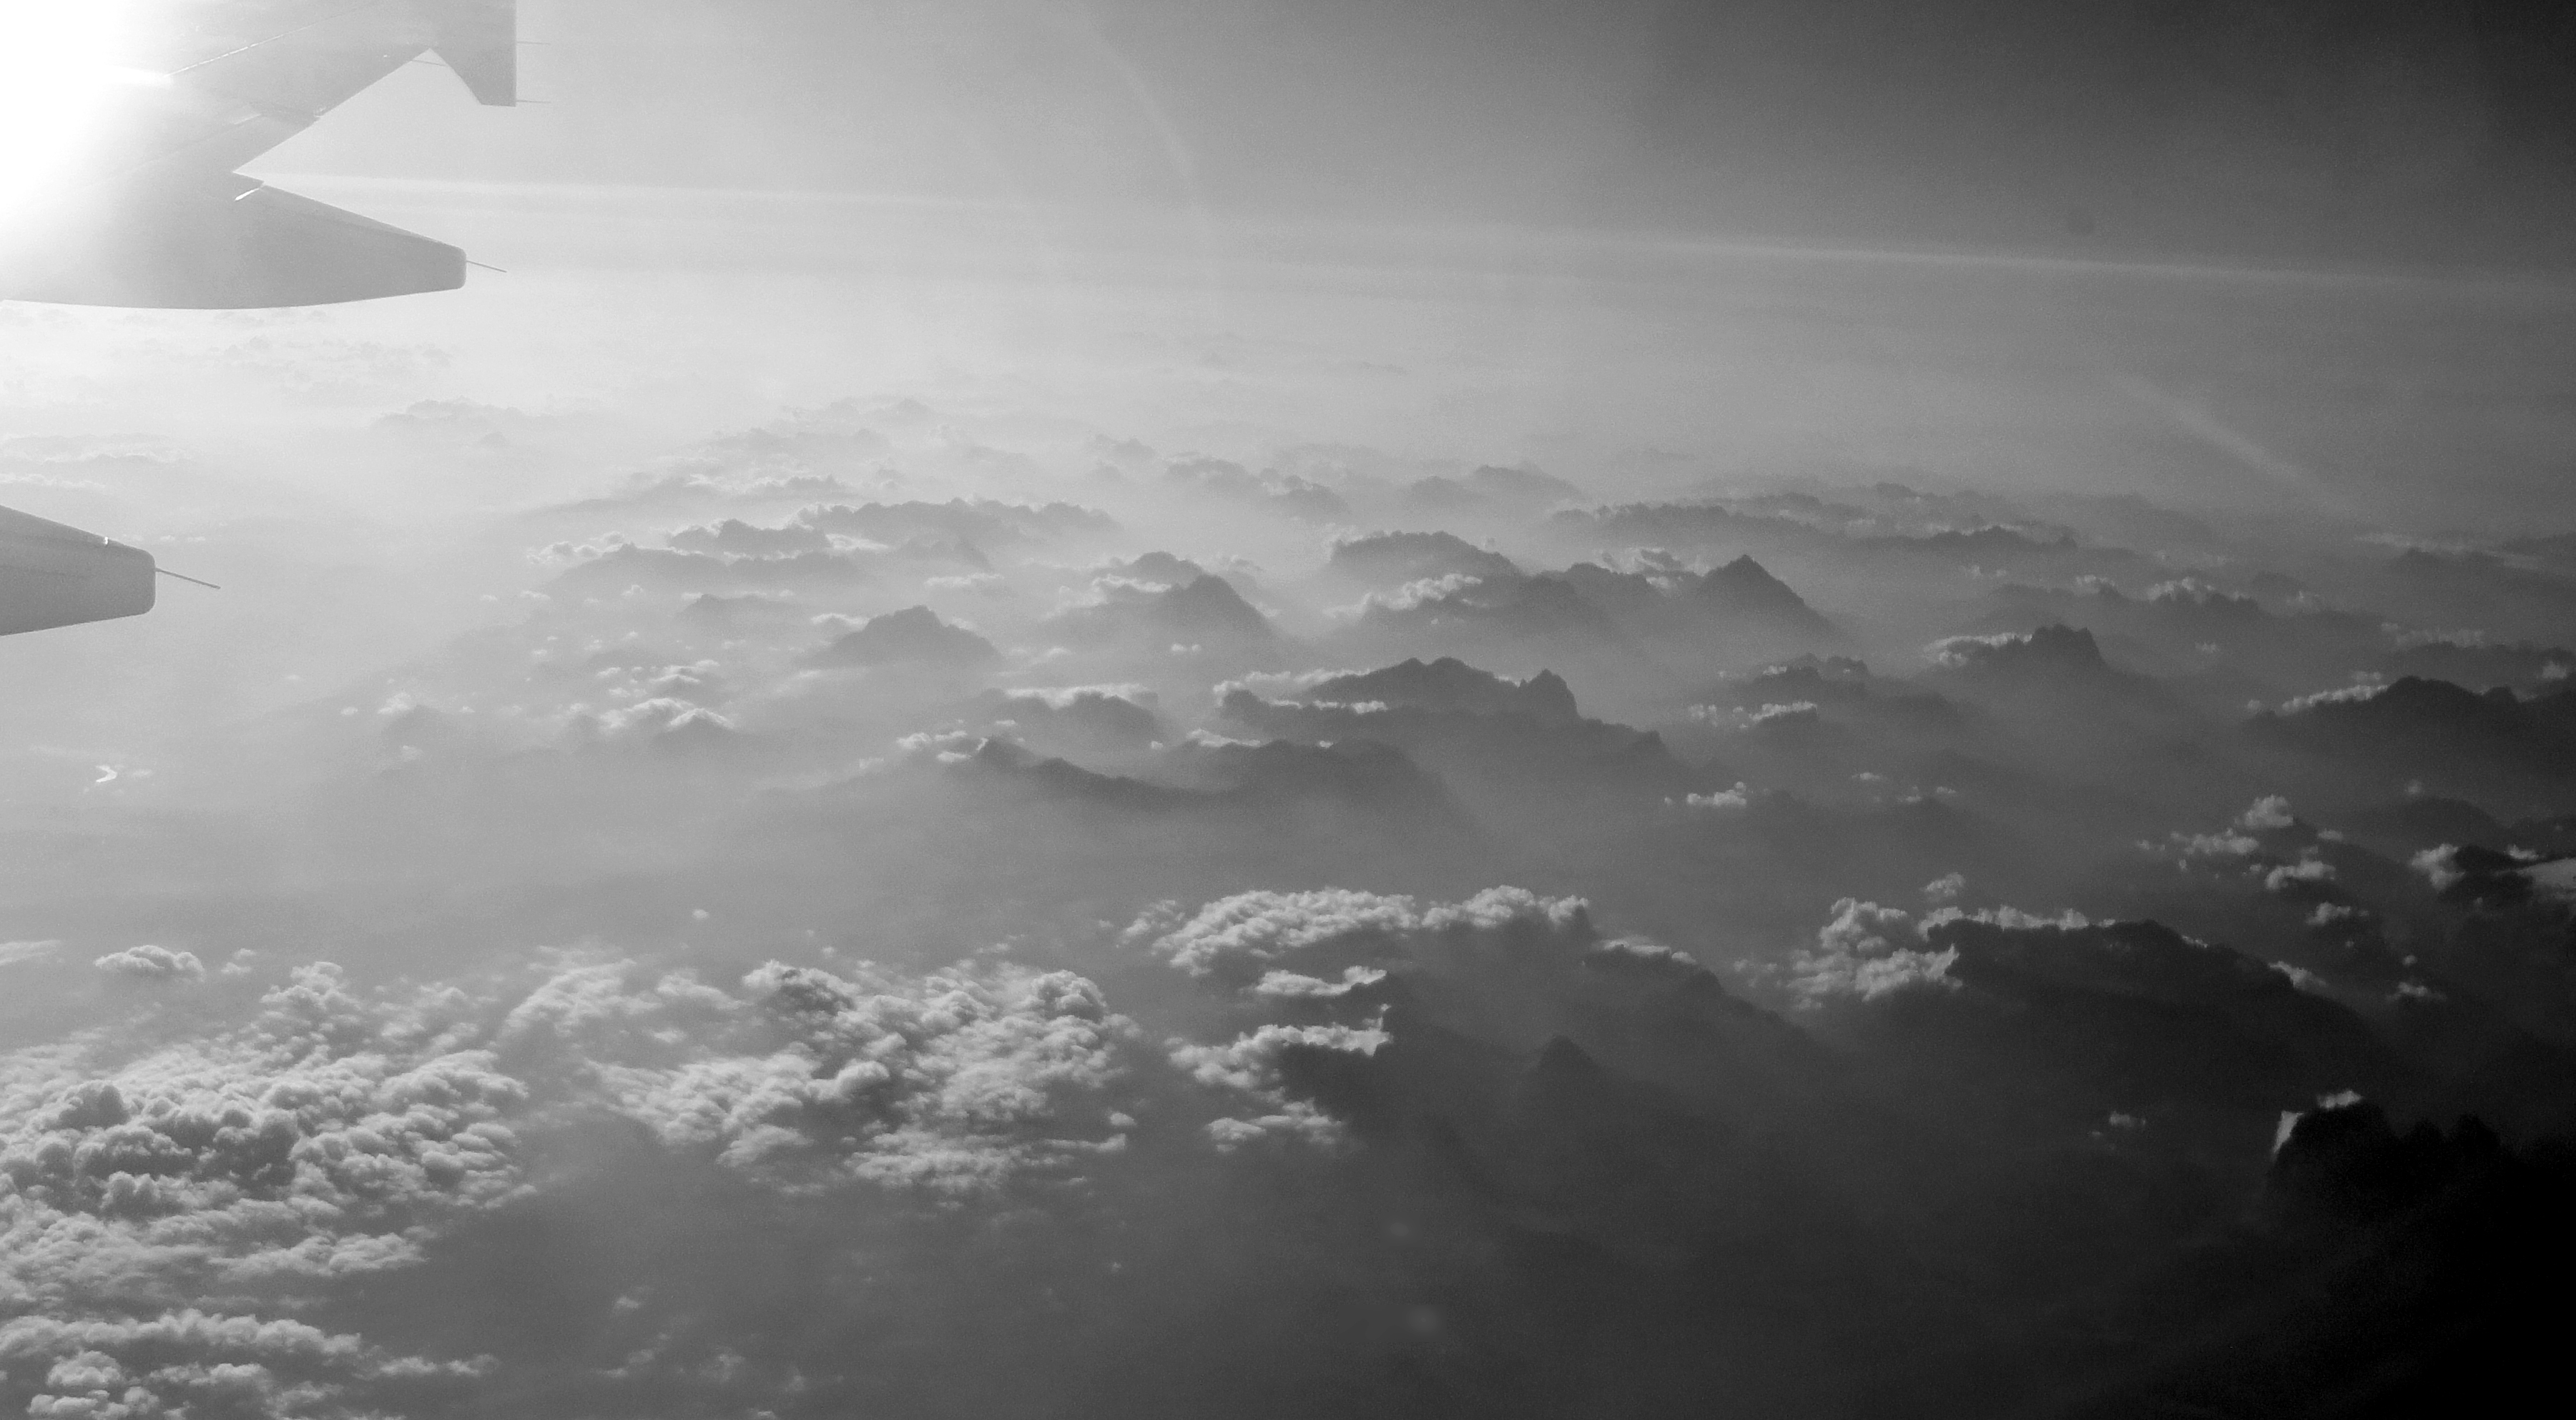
[2,6,2575,1419]
[191,0,2576,547]
[258,0,2576,270]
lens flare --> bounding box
[0,0,137,215]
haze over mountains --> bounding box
[6,1,2576,1411]
[3,339,2572,1416]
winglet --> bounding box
[426,0,518,107]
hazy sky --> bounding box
[258,0,2576,270]
[6,10,2576,1419]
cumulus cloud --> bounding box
[2238,795,2296,831]
[0,964,521,1413]
[2162,798,2323,871]
[1251,966,1387,999]
[998,683,1154,711]
[89,946,206,984]
[0,946,1187,1412]
[0,1311,491,1420]
[508,959,1140,1195]
[1344,572,1490,617]
[1922,629,2037,668]
[2263,858,2336,891]
[22,278,2576,1415]
[572,697,741,746]
[2278,682,2388,713]
[1787,899,1960,1004]
[2411,845,2467,891]
[1169,1022,1389,1150]
[3,964,524,1286]
[1129,886,1702,1153]
[1131,886,1590,984]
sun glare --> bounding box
[0,0,138,215]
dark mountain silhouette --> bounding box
[810,605,1000,668]
[2251,678,2576,816]
[1359,572,1627,644]
[2048,1103,2576,1420]
[1161,575,1277,644]
[2329,795,2513,858]
[979,689,1162,753]
[1165,456,1351,522]
[1688,556,1845,641]
[1461,464,1583,504]
[1327,530,1523,587]
[1833,915,2424,1129]
[1924,627,2179,731]
[1302,657,1580,725]
[2381,637,2574,692]
[1049,574,1279,650]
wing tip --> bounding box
[427,0,519,107]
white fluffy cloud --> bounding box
[1,964,525,1298]
[0,943,62,969]
[1169,1022,1390,1150]
[1,1311,494,1420]
[1787,898,1960,1004]
[0,964,520,1416]
[1131,886,1591,983]
[2237,795,2296,832]
[0,947,1184,1414]
[506,959,1141,1195]
[89,947,205,985]
[1132,886,1649,1148]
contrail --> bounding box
[2103,370,2357,519]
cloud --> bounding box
[0,947,1187,1411]
[2278,682,2388,713]
[2263,858,2336,891]
[1925,624,2116,681]
[1132,886,1591,984]
[1130,890,1440,980]
[89,946,206,984]
[2238,795,2296,831]
[2411,846,2467,891]
[1251,966,1387,999]
[2,964,526,1290]
[0,965,522,1414]
[0,1311,492,1420]
[574,697,742,747]
[1133,886,1729,1157]
[1169,1022,1390,1150]
[0,941,62,969]
[1287,657,1581,725]
[508,959,1141,1195]
[1787,898,1960,1004]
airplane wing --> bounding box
[4,171,467,309]
[0,0,516,310]
[0,4,521,635]
[0,506,157,637]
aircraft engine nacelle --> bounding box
[0,506,157,636]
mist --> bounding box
[4,4,2576,1418]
